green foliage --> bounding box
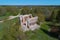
[20,7,45,23]
[0,6,60,40]
[56,10,60,22]
[0,18,20,40]
[0,6,19,16]
[24,22,57,40]
[21,7,30,15]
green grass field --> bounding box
[0,16,58,40]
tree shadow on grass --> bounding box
[40,28,58,39]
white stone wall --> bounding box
[19,14,40,32]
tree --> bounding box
[56,10,60,22]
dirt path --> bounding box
[7,14,20,20]
[0,21,4,23]
[0,14,20,23]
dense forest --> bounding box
[0,6,60,40]
[0,6,60,22]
